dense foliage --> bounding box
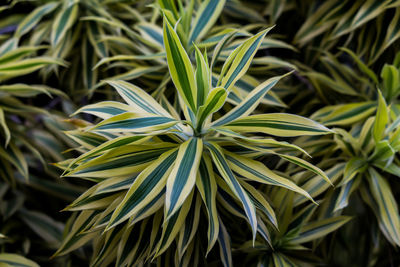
[0,0,400,266]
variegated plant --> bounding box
[55,17,334,266]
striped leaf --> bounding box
[53,210,99,257]
[106,80,172,117]
[213,74,287,127]
[206,142,258,239]
[312,102,376,126]
[177,193,201,258]
[218,29,271,91]
[217,219,232,267]
[188,0,226,44]
[368,168,400,246]
[51,0,79,46]
[90,112,178,134]
[14,2,58,38]
[219,113,333,136]
[0,57,66,81]
[196,156,219,254]
[290,216,351,244]
[163,17,197,112]
[197,87,227,129]
[0,254,39,267]
[373,90,388,142]
[64,144,174,178]
[107,149,178,229]
[279,154,332,186]
[225,152,314,202]
[72,101,134,120]
[165,138,203,219]
[194,45,210,107]
[155,190,194,257]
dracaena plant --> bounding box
[56,17,331,266]
[55,18,333,266]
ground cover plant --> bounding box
[0,0,399,266]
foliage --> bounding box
[0,0,400,266]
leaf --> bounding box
[207,142,258,239]
[165,138,203,219]
[64,144,174,178]
[194,45,210,107]
[196,155,219,254]
[290,216,351,244]
[155,190,194,257]
[107,149,178,229]
[368,168,400,246]
[197,87,227,129]
[340,47,378,84]
[217,219,232,267]
[51,0,79,46]
[279,154,333,186]
[373,90,389,142]
[15,2,58,37]
[0,57,66,81]
[0,253,39,267]
[312,102,376,126]
[218,29,271,91]
[213,74,287,127]
[381,64,400,100]
[219,113,333,136]
[163,17,197,111]
[188,0,226,43]
[225,152,314,202]
[72,101,134,119]
[91,112,178,134]
[0,107,10,146]
[106,80,172,117]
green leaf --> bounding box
[165,138,203,219]
[197,87,227,129]
[91,112,178,134]
[163,17,197,111]
[207,142,258,239]
[368,168,400,246]
[213,74,288,127]
[290,216,351,244]
[196,155,219,254]
[218,29,271,91]
[219,113,333,136]
[51,0,79,46]
[15,2,58,37]
[373,90,389,142]
[0,253,39,267]
[107,149,178,229]
[188,0,226,44]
